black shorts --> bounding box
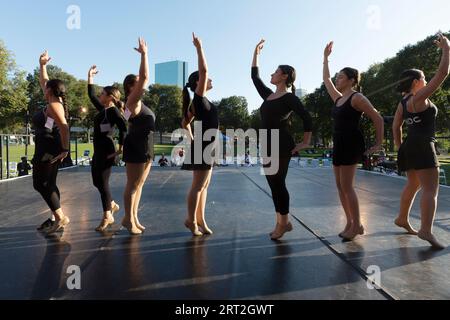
[398,137,439,172]
[122,133,154,164]
[333,131,365,166]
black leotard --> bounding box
[122,103,156,164]
[398,95,439,171]
[332,92,365,166]
[181,93,220,171]
[252,67,312,157]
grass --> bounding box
[1,143,175,178]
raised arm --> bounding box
[352,94,384,154]
[414,33,450,105]
[87,65,104,111]
[392,102,404,150]
[126,37,149,111]
[39,50,51,93]
[193,33,209,99]
[323,42,342,103]
[251,39,273,100]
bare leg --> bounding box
[196,169,213,234]
[340,165,364,240]
[334,166,353,237]
[416,168,445,249]
[123,163,146,235]
[134,161,152,231]
[395,170,420,235]
[186,170,211,236]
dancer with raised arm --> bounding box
[393,33,450,249]
[181,33,219,236]
[87,66,127,232]
[34,51,71,234]
[121,38,156,235]
[252,39,313,241]
[323,41,384,241]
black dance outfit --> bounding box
[32,106,63,212]
[397,95,439,172]
[181,93,220,171]
[252,67,313,215]
[332,92,366,166]
[88,85,127,211]
[122,104,156,164]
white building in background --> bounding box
[295,88,308,98]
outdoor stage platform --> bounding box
[0,165,449,300]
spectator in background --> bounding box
[159,153,169,167]
[17,157,32,177]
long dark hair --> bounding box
[396,69,423,94]
[182,71,200,120]
[123,74,137,103]
[46,79,69,120]
[341,67,362,92]
[104,86,124,112]
[278,65,297,94]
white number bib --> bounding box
[45,117,55,129]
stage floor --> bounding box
[0,165,449,300]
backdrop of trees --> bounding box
[1,32,449,151]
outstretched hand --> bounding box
[192,33,202,49]
[39,50,51,66]
[434,32,450,50]
[134,37,148,55]
[324,41,334,59]
[254,39,265,55]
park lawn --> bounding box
[1,144,175,177]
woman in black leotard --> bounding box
[251,39,313,241]
[33,50,71,234]
[87,66,127,232]
[121,38,156,235]
[323,41,384,241]
[181,33,219,236]
[393,33,450,249]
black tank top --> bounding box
[32,107,62,163]
[401,95,437,139]
[332,92,363,134]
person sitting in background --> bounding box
[17,157,32,177]
[158,153,169,167]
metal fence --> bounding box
[0,134,82,180]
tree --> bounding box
[216,96,250,131]
[143,84,183,142]
[0,40,28,132]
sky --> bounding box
[1,0,450,111]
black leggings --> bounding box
[91,156,113,212]
[33,162,61,212]
[265,157,291,215]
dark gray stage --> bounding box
[0,165,449,300]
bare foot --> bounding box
[395,218,418,235]
[121,218,142,235]
[339,223,352,238]
[185,220,203,237]
[418,231,446,250]
[342,225,365,241]
[135,216,146,231]
[198,221,213,235]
